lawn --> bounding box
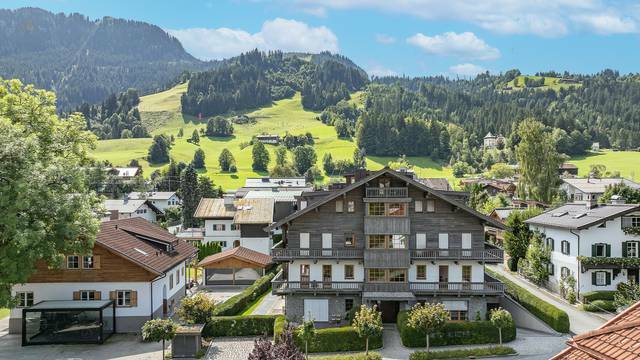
[568,150,640,180]
[91,83,452,190]
[504,75,582,91]
[241,290,269,315]
[0,308,8,319]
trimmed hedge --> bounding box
[313,353,382,360]
[409,346,516,360]
[274,323,383,353]
[211,271,275,316]
[487,268,570,333]
[397,311,516,348]
[581,300,616,312]
[273,315,286,342]
[203,315,278,337]
[582,291,616,303]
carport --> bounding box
[198,246,272,285]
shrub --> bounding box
[273,315,286,342]
[177,293,215,324]
[486,268,570,333]
[397,311,516,347]
[203,315,278,337]
[409,346,516,360]
[299,326,383,353]
[211,272,275,316]
[313,353,382,360]
[580,300,617,312]
[582,291,617,303]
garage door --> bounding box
[303,299,328,322]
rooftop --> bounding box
[562,178,640,193]
[103,199,149,214]
[244,177,307,188]
[244,190,303,202]
[198,246,272,268]
[128,191,178,200]
[525,203,640,230]
[111,167,140,177]
[194,198,274,224]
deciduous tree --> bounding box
[218,148,235,172]
[297,320,315,360]
[177,293,215,324]
[252,141,270,171]
[489,308,513,345]
[352,304,383,356]
[407,302,449,354]
[192,148,205,169]
[293,145,317,175]
[141,319,177,360]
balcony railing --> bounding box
[366,187,408,198]
[410,282,504,295]
[363,282,410,292]
[411,248,503,262]
[271,248,364,260]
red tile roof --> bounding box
[98,218,198,275]
[198,246,272,268]
[552,301,640,360]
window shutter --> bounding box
[109,291,116,301]
[592,272,597,285]
[94,255,101,269]
[592,244,597,257]
[606,244,611,257]
[95,291,102,300]
[622,242,628,257]
[549,263,554,275]
[567,242,570,255]
[415,200,423,213]
[131,291,138,307]
[73,291,80,300]
[605,272,611,285]
[549,238,554,251]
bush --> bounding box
[177,293,216,324]
[313,353,382,360]
[582,291,617,303]
[203,315,278,337]
[273,315,286,342]
[274,323,383,353]
[397,311,515,347]
[211,272,275,316]
[581,300,616,312]
[487,268,570,333]
[409,346,516,360]
[507,258,518,272]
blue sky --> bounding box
[5,0,640,77]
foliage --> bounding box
[600,183,640,204]
[352,304,384,355]
[407,303,450,353]
[218,148,236,172]
[487,162,516,179]
[189,129,200,144]
[320,100,362,138]
[323,152,355,176]
[304,166,323,183]
[623,227,640,236]
[203,315,279,337]
[283,132,315,149]
[249,326,305,360]
[206,116,234,137]
[578,256,640,268]
[489,308,513,345]
[270,164,298,177]
[582,291,617,303]
[141,319,178,359]
[503,208,543,271]
[293,145,318,175]
[180,164,200,228]
[252,141,270,171]
[559,273,577,304]
[409,346,516,360]
[196,242,221,261]
[297,320,316,359]
[164,206,182,225]
[397,311,516,347]
[516,120,565,203]
[280,325,384,353]
[486,268,570,333]
[614,281,640,309]
[519,231,551,286]
[580,300,617,312]
[211,272,275,316]
[192,148,206,169]
[480,194,510,215]
[465,183,489,211]
[275,146,289,167]
[313,353,382,360]
[197,175,222,198]
[273,315,286,342]
[452,162,472,178]
[148,134,172,164]
[75,88,149,139]
[0,79,102,307]
[177,293,215,324]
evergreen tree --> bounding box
[192,148,206,169]
[180,164,199,228]
[252,141,270,171]
[147,134,171,164]
[205,116,234,137]
[218,148,235,172]
[293,145,317,175]
[189,129,200,144]
[275,146,288,167]
[198,176,220,198]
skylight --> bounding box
[134,248,148,256]
[552,211,568,217]
[573,213,587,219]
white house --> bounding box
[102,199,162,223]
[560,178,640,205]
[10,218,198,337]
[128,191,182,213]
[526,203,640,296]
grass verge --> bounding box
[409,346,516,360]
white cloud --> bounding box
[300,6,327,17]
[375,33,396,44]
[407,32,500,60]
[572,14,638,34]
[297,0,637,37]
[449,63,486,77]
[367,65,398,77]
[168,18,338,60]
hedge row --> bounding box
[203,315,279,337]
[409,346,516,360]
[397,311,516,348]
[273,323,383,353]
[211,271,275,316]
[313,353,382,360]
[487,268,570,333]
[581,300,616,312]
[582,291,616,303]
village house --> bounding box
[107,167,141,182]
[101,198,162,223]
[255,134,280,144]
[558,163,579,177]
[10,218,197,344]
[560,177,640,204]
[128,191,181,213]
[483,132,505,149]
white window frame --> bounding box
[82,256,94,269]
[347,201,355,213]
[335,200,344,213]
[116,290,132,307]
[322,233,332,256]
[17,292,34,308]
[67,255,80,269]
[632,217,640,227]
[169,274,174,290]
[425,199,435,213]
[561,240,570,255]
[300,232,310,256]
[415,200,423,213]
[628,242,638,258]
[438,233,449,249]
[300,200,308,210]
[595,271,606,286]
[80,290,96,301]
[461,233,472,249]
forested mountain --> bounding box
[181,49,368,117]
[0,7,210,109]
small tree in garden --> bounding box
[297,320,315,360]
[490,308,513,345]
[177,293,215,324]
[615,281,640,309]
[407,302,449,354]
[352,304,383,356]
[141,319,178,359]
[249,327,304,360]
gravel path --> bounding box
[205,336,255,360]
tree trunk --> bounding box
[426,334,430,354]
[366,337,369,356]
[499,327,503,345]
[162,339,165,360]
[305,341,308,360]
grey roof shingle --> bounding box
[525,203,640,230]
[562,178,640,194]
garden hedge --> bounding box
[312,353,382,360]
[211,271,275,316]
[273,323,383,353]
[582,291,616,303]
[203,315,278,337]
[396,311,516,348]
[272,315,286,342]
[409,346,516,360]
[487,268,570,333]
[581,300,617,312]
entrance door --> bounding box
[380,301,400,323]
[629,269,639,284]
[439,265,449,290]
[322,265,332,289]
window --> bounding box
[300,264,310,280]
[415,200,423,213]
[388,269,406,282]
[367,235,407,249]
[632,217,640,227]
[367,269,406,282]
[561,267,571,279]
[390,235,407,249]
[388,203,406,216]
[336,200,344,213]
[213,224,226,231]
[176,270,180,285]
[169,274,174,290]
[462,266,472,282]
[367,235,386,249]
[347,201,355,213]
[300,200,308,210]
[379,178,391,188]
[17,292,34,308]
[594,243,607,257]
[449,311,467,321]
[80,290,96,301]
[598,222,606,228]
[82,256,94,269]
[367,202,406,216]
[67,255,79,269]
[231,224,241,231]
[438,234,449,249]
[416,233,427,249]
[116,290,131,307]
[181,266,184,277]
[595,271,607,286]
[345,299,354,312]
[548,263,555,275]
[367,269,386,282]
[368,203,385,216]
[461,233,472,249]
[344,265,354,280]
[344,233,355,247]
[416,265,426,280]
[628,242,638,258]
[425,199,435,213]
[300,233,310,248]
[546,238,554,251]
[561,240,570,255]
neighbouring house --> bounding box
[269,168,505,324]
[198,246,272,286]
[526,202,640,297]
[459,178,517,198]
[10,218,198,340]
[558,163,579,177]
[101,198,162,223]
[107,167,141,181]
[511,198,549,209]
[552,300,640,359]
[175,227,206,244]
[235,177,311,197]
[128,191,182,213]
[483,132,505,149]
[485,207,525,246]
[256,134,281,144]
[194,196,275,254]
[560,178,640,205]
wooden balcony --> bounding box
[409,282,504,295]
[363,282,410,292]
[364,249,410,268]
[271,248,364,261]
[366,187,408,198]
[411,248,503,262]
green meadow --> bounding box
[504,75,582,91]
[567,150,640,180]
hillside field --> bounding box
[91,84,453,189]
[503,75,582,91]
[568,151,640,180]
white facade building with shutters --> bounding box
[526,203,640,296]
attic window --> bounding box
[552,211,568,217]
[134,248,148,256]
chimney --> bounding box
[610,195,625,205]
[110,210,119,220]
[223,194,235,209]
[586,197,598,209]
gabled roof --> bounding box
[111,167,140,177]
[98,218,197,275]
[198,246,272,268]
[244,190,303,202]
[526,203,640,230]
[490,207,522,221]
[129,191,178,200]
[268,168,507,230]
[552,301,640,359]
[418,178,453,191]
[562,178,640,193]
[103,199,162,215]
[194,198,274,224]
